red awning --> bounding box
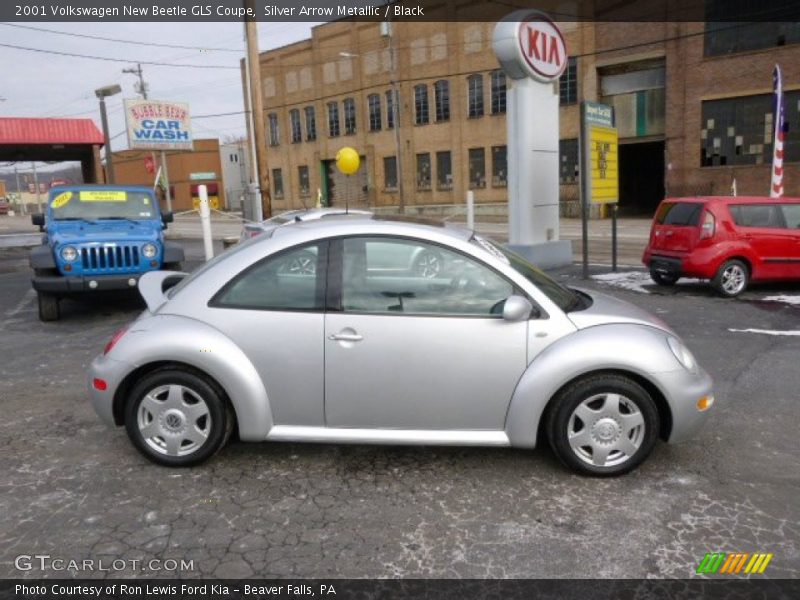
[0,118,104,145]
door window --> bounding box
[341,237,514,316]
[780,204,800,229]
[213,243,324,311]
[729,204,785,228]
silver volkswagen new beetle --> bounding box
[88,217,714,476]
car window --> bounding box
[655,202,703,226]
[729,204,785,228]
[213,242,324,311]
[780,204,800,229]
[341,237,514,316]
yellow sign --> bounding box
[51,191,73,209]
[588,125,618,204]
[79,190,127,202]
[192,196,220,210]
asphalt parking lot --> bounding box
[0,240,798,579]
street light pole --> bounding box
[94,84,122,185]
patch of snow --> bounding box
[729,328,800,336]
[762,295,800,306]
[591,271,652,294]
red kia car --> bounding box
[643,196,800,297]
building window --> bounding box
[272,168,284,199]
[700,91,800,167]
[304,106,317,141]
[383,156,398,190]
[327,102,340,137]
[436,151,452,190]
[414,84,429,125]
[467,74,484,118]
[704,2,800,56]
[416,153,432,190]
[289,109,302,143]
[368,94,382,132]
[559,138,579,183]
[298,165,310,197]
[386,90,396,129]
[490,70,506,115]
[491,145,507,187]
[468,147,486,188]
[343,97,356,135]
[559,57,577,105]
[268,113,279,146]
[434,80,450,122]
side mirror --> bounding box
[161,211,174,226]
[31,213,45,231]
[502,295,534,322]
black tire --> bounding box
[37,292,60,322]
[649,269,679,286]
[712,259,749,298]
[124,368,233,467]
[545,374,659,477]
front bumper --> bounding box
[32,273,143,293]
[655,367,715,444]
[88,353,135,427]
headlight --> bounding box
[60,246,78,262]
[142,243,158,259]
[667,336,697,372]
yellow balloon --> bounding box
[335,147,360,175]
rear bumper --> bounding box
[32,273,142,293]
[88,353,134,427]
[642,249,725,280]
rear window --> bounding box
[655,202,704,226]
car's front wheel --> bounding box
[546,374,659,476]
[37,292,59,322]
[712,259,749,297]
[124,368,233,467]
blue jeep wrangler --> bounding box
[30,185,185,321]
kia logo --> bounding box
[518,17,567,81]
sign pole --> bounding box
[161,151,172,213]
[579,102,589,279]
[611,203,618,272]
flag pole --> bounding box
[770,64,785,198]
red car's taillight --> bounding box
[104,324,131,355]
[700,211,716,239]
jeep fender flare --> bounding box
[29,244,56,270]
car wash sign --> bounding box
[124,99,193,151]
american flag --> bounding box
[770,64,786,198]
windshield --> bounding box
[48,189,159,221]
[477,238,583,312]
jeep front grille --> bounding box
[80,245,140,273]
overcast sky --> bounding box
[0,21,319,173]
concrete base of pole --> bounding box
[506,240,573,269]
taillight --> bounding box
[700,211,715,239]
[104,324,131,355]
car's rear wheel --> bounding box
[649,269,679,286]
[546,374,659,476]
[37,292,59,322]
[712,259,749,297]
[125,368,233,467]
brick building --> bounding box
[252,14,800,217]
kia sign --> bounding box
[124,99,193,151]
[493,10,568,82]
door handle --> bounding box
[328,333,363,342]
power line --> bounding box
[0,41,239,69]
[0,23,244,53]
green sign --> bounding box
[190,172,217,181]
[583,101,614,127]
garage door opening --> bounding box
[618,140,664,216]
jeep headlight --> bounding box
[667,336,697,372]
[142,243,158,259]
[60,246,78,262]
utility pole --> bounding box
[385,21,405,213]
[31,162,42,213]
[14,165,25,215]
[124,63,172,212]
[244,0,271,219]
